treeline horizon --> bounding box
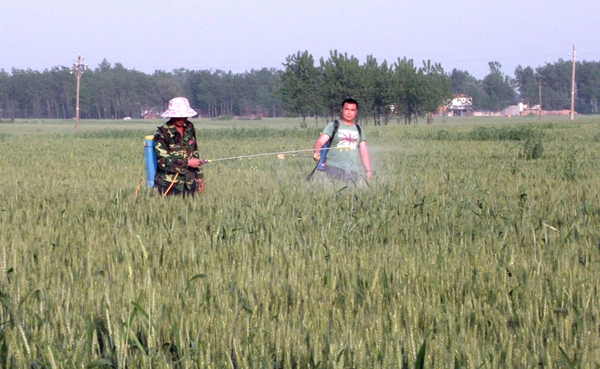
[1,51,599,123]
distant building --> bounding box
[446,94,473,116]
[143,109,160,119]
[521,108,576,116]
[508,100,577,116]
[472,110,502,117]
[502,101,526,117]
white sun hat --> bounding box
[161,97,198,118]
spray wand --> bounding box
[201,146,351,163]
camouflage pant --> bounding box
[156,182,197,197]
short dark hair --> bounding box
[341,98,359,110]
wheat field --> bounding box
[0,116,599,368]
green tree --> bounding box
[482,61,515,112]
[0,69,10,118]
[319,51,364,122]
[535,59,571,110]
[42,67,69,118]
[279,51,318,128]
[391,57,418,124]
[574,61,600,114]
[240,68,282,118]
[189,69,219,118]
[9,68,45,118]
[514,65,538,108]
[150,70,183,116]
[419,60,452,123]
[88,60,119,119]
[361,56,393,125]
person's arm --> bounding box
[312,134,331,161]
[358,141,372,179]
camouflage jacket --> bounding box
[153,120,203,191]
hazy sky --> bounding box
[2,0,598,79]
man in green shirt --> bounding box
[313,99,372,182]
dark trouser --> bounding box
[156,182,196,197]
[324,165,359,182]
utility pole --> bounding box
[70,55,88,132]
[570,44,577,121]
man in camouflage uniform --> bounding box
[154,97,205,197]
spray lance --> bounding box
[201,146,348,163]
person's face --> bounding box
[171,117,186,127]
[340,103,358,122]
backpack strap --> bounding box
[331,120,340,141]
[323,120,340,164]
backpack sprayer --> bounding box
[143,135,158,187]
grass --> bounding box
[0,115,599,367]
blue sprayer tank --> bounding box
[143,135,157,187]
[316,141,329,171]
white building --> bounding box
[446,95,473,116]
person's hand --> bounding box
[196,179,204,193]
[313,152,320,161]
[188,158,202,168]
[366,170,372,180]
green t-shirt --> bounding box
[322,121,366,172]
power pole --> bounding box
[70,55,88,132]
[570,44,577,121]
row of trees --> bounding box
[187,68,282,119]
[0,60,282,120]
[514,59,600,114]
[1,53,599,121]
[279,51,452,126]
[451,59,600,114]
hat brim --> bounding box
[160,109,198,118]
